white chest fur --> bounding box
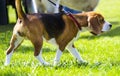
[42,37,58,47]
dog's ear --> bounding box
[88,15,102,35]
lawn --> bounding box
[0,0,120,76]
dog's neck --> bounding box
[66,13,82,30]
[73,14,88,28]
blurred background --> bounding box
[0,0,100,25]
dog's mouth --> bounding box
[90,31,105,36]
[102,21,112,32]
[90,21,112,36]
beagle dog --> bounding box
[4,0,112,66]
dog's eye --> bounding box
[101,18,105,22]
[99,18,105,24]
[101,19,104,22]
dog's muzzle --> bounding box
[91,21,112,36]
[102,21,112,32]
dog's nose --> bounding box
[109,24,112,28]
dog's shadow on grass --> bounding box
[53,61,101,69]
[101,26,120,37]
[53,60,120,69]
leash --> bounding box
[66,12,82,30]
[48,0,81,30]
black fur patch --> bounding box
[39,13,65,38]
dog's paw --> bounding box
[53,61,59,66]
[4,62,9,66]
[77,60,88,66]
[42,62,50,66]
[4,61,10,66]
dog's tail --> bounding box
[15,0,26,19]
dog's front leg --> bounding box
[5,34,24,66]
[67,44,87,64]
[54,49,63,66]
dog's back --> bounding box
[40,13,65,38]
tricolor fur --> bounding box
[4,0,111,66]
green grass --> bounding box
[0,0,120,76]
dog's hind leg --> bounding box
[32,38,49,66]
[4,33,24,66]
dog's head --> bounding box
[75,12,112,35]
